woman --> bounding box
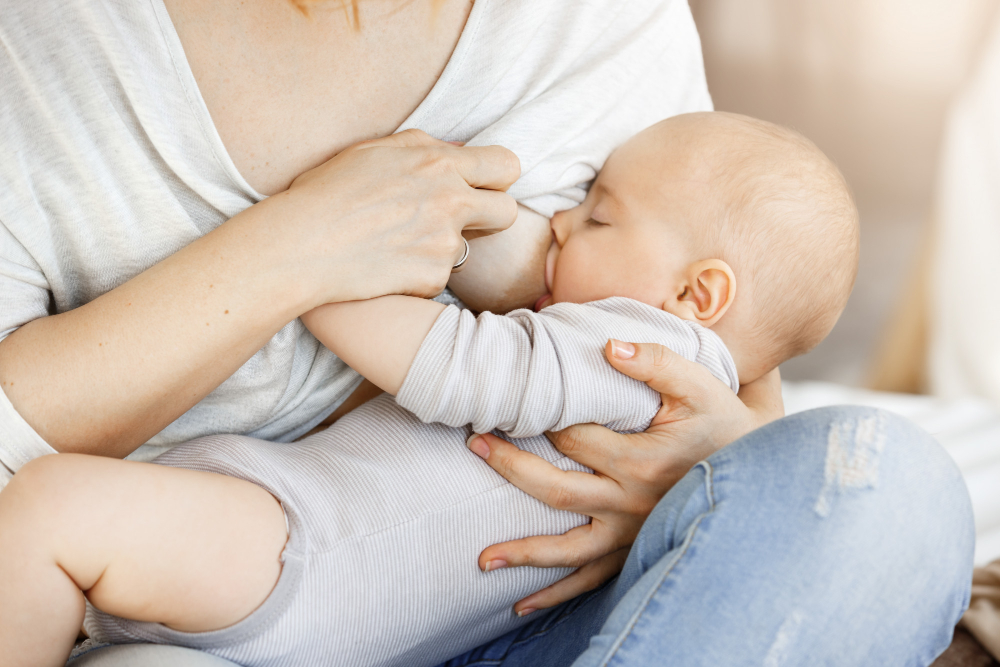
[0,0,973,665]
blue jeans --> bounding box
[440,406,975,667]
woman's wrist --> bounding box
[224,193,330,313]
[217,189,373,313]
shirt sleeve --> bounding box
[495,0,713,217]
[0,221,59,489]
[395,298,738,438]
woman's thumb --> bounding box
[604,339,702,397]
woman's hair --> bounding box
[290,0,445,29]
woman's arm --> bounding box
[0,131,518,459]
[465,341,783,615]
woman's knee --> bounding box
[711,405,974,613]
[635,405,975,574]
[717,405,972,527]
[612,407,975,663]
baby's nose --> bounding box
[550,212,570,247]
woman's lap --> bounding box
[440,405,975,667]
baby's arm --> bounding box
[304,296,734,438]
[302,296,445,395]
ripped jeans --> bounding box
[440,406,976,667]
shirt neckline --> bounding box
[147,0,488,202]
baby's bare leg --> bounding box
[0,454,286,667]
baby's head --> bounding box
[538,112,860,384]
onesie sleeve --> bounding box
[395,297,739,438]
[0,221,58,489]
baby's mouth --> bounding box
[535,236,558,311]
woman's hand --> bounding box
[277,129,521,306]
[465,340,784,615]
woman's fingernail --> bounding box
[467,434,490,459]
[516,608,537,618]
[610,339,635,360]
[483,559,508,572]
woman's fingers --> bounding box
[604,339,720,403]
[478,523,617,571]
[357,130,520,192]
[544,423,630,474]
[359,132,519,233]
[449,144,521,191]
[512,548,629,616]
[459,188,519,233]
[468,433,616,513]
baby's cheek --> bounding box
[554,261,605,304]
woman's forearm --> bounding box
[0,196,317,457]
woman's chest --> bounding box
[163,0,473,196]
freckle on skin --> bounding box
[225,310,229,314]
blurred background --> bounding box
[690,0,999,389]
[687,11,1000,655]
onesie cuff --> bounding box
[0,386,58,489]
[395,305,463,421]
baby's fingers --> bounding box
[512,548,629,617]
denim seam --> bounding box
[598,461,717,667]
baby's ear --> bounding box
[668,259,736,327]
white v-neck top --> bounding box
[0,0,711,482]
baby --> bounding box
[0,112,859,667]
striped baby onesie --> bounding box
[84,297,738,667]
